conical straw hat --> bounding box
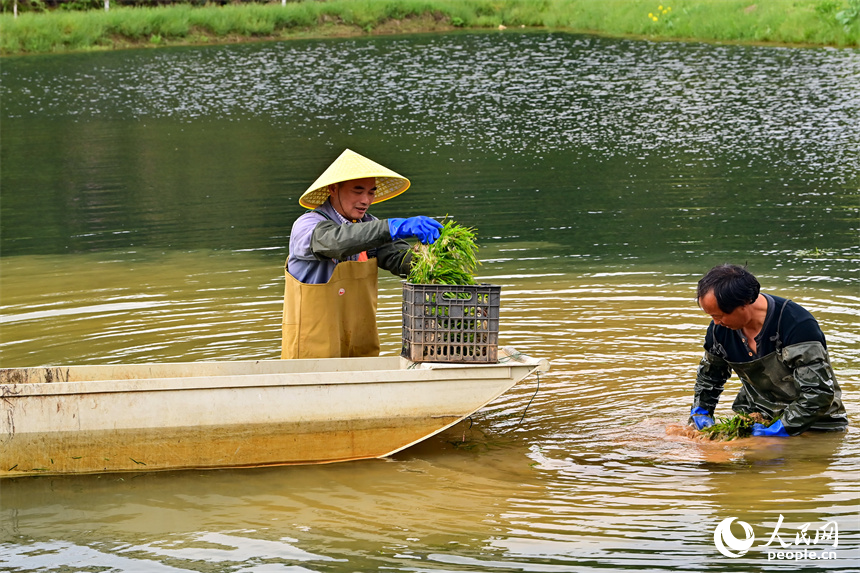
[299,149,411,209]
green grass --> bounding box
[1,0,858,55]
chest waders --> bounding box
[281,259,380,360]
[712,299,846,431]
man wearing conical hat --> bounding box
[282,149,442,360]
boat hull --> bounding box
[0,351,548,477]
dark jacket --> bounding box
[693,294,848,434]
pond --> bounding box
[1,31,859,572]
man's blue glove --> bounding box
[690,406,714,430]
[752,420,790,437]
[388,216,443,244]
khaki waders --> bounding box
[281,259,380,359]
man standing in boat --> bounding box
[689,264,848,436]
[282,149,442,360]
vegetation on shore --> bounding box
[1,0,859,55]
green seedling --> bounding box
[700,412,776,441]
[408,220,480,286]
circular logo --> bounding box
[338,288,345,296]
[714,517,755,558]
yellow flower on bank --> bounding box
[650,5,671,21]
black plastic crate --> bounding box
[401,283,501,363]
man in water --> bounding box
[689,264,848,436]
[281,149,442,360]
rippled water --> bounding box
[1,32,859,572]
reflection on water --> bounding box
[1,416,856,571]
[1,31,859,572]
[1,33,858,264]
[0,251,284,365]
[2,253,858,571]
[3,34,859,176]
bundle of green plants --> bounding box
[407,219,479,286]
[699,412,775,441]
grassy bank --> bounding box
[1,0,859,55]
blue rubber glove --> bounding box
[388,216,443,244]
[690,406,714,430]
[752,420,790,437]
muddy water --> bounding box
[1,31,859,571]
[2,254,858,571]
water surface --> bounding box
[1,32,858,572]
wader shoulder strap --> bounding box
[768,297,791,352]
[711,339,728,359]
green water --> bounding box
[1,32,858,571]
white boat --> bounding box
[0,348,548,477]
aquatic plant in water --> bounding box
[408,220,479,285]
[700,412,773,441]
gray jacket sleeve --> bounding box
[311,219,391,259]
[779,341,838,435]
[692,351,731,415]
[310,219,413,277]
